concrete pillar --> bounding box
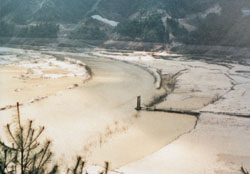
[136,96,141,111]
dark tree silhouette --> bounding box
[0,103,57,174]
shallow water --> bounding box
[0,48,197,169]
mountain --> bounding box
[0,0,98,24]
[0,0,250,47]
[0,0,215,23]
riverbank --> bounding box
[1,46,250,173]
[70,48,250,173]
[0,47,196,172]
[91,50,250,174]
[0,47,90,109]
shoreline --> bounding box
[0,47,91,109]
[1,46,250,173]
[0,47,196,171]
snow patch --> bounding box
[200,4,221,18]
[91,15,119,27]
[0,47,90,80]
[242,9,250,16]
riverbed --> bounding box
[0,47,196,170]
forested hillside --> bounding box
[0,0,250,47]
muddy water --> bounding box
[65,55,197,168]
[0,52,196,169]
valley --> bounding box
[0,46,250,173]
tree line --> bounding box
[0,22,59,38]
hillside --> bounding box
[0,0,250,47]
